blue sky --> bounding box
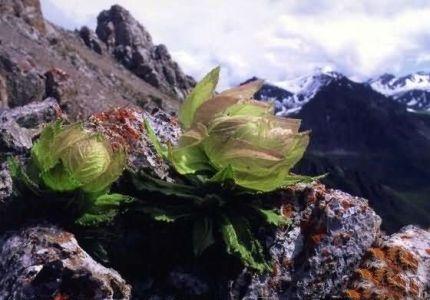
[40,0,430,88]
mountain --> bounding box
[0,2,192,119]
[254,68,345,116]
[369,72,430,111]
[249,74,430,232]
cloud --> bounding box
[40,0,430,89]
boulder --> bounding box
[79,26,103,55]
[0,225,131,299]
[231,184,382,299]
[0,98,61,153]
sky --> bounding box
[40,0,430,89]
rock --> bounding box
[345,225,430,299]
[45,68,78,112]
[0,98,61,153]
[96,5,195,99]
[0,225,131,299]
[0,49,46,108]
[231,184,382,299]
[86,107,180,179]
[79,26,103,55]
[0,162,12,203]
[0,0,46,33]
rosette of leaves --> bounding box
[8,121,131,226]
[135,67,316,272]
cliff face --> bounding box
[0,1,429,299]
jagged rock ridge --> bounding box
[96,5,195,100]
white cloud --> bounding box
[40,0,430,89]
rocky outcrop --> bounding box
[96,5,195,99]
[0,225,131,299]
[231,184,381,299]
[79,26,104,55]
[0,0,46,33]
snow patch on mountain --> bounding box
[369,72,430,111]
[258,68,343,116]
[370,72,430,95]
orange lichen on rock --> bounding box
[344,289,361,300]
[281,203,294,219]
[88,107,143,150]
[345,240,424,299]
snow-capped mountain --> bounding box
[251,68,346,116]
[369,72,430,111]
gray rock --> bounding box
[232,184,382,299]
[95,5,195,99]
[0,225,131,299]
[0,0,46,33]
[0,98,61,153]
[0,162,12,203]
[0,50,46,108]
[79,26,103,55]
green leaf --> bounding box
[219,79,264,99]
[92,193,134,208]
[179,66,220,128]
[219,214,269,273]
[31,121,63,172]
[76,193,133,226]
[131,171,202,201]
[208,165,234,183]
[81,146,126,193]
[255,207,291,227]
[138,206,191,223]
[75,212,117,226]
[144,118,167,158]
[170,123,212,175]
[193,217,215,256]
[7,156,41,194]
[41,161,82,192]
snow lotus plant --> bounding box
[31,122,126,194]
[136,67,315,272]
[8,121,131,226]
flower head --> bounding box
[171,68,310,192]
[31,122,126,193]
